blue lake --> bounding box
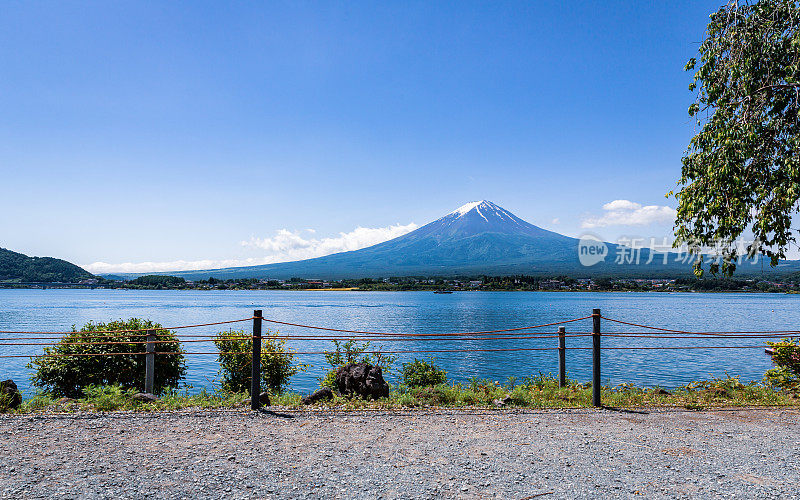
[1,289,795,397]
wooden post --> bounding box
[145,330,155,394]
[251,310,263,411]
[592,308,601,407]
[558,326,566,388]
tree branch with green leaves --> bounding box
[675,0,800,276]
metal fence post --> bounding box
[251,310,263,411]
[145,329,155,394]
[592,308,601,407]
[558,326,566,388]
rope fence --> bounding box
[1,308,794,408]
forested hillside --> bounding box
[0,247,94,282]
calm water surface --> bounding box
[1,289,795,396]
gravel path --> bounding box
[1,407,799,499]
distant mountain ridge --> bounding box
[0,247,94,283]
[151,200,796,280]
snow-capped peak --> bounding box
[449,200,507,218]
[441,200,527,228]
[451,201,485,217]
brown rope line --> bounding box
[0,334,252,341]
[602,333,800,339]
[600,316,800,336]
[0,333,596,347]
[167,345,769,353]
[0,332,153,338]
[0,350,245,359]
[0,337,252,347]
[271,334,594,341]
[0,317,253,335]
[494,331,800,338]
[0,335,148,341]
[259,316,593,336]
[599,345,767,350]
[172,347,564,355]
[0,344,770,358]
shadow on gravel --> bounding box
[257,409,295,419]
[601,406,650,415]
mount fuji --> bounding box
[167,200,707,280]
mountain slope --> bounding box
[0,247,94,282]
[164,201,737,280]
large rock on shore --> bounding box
[335,363,389,400]
[0,380,22,410]
[301,387,334,405]
[132,393,159,403]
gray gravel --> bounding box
[1,407,799,499]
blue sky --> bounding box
[0,1,724,272]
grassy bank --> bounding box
[7,375,799,414]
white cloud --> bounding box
[602,199,642,211]
[83,222,419,274]
[242,222,419,259]
[551,218,560,225]
[83,257,279,275]
[582,199,677,228]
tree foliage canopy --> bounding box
[675,0,800,275]
[129,275,186,287]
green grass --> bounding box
[7,374,799,414]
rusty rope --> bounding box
[0,317,253,335]
[259,316,594,336]
[0,343,770,359]
[601,333,800,339]
[600,316,800,336]
[0,333,595,347]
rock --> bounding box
[652,388,671,396]
[335,363,389,400]
[492,394,512,407]
[242,392,271,406]
[0,380,22,410]
[131,392,159,403]
[301,387,334,405]
[58,397,75,404]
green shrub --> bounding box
[83,385,135,411]
[680,374,746,398]
[28,318,186,398]
[213,329,307,394]
[320,339,396,389]
[766,339,800,389]
[399,358,447,387]
[764,365,799,390]
[408,384,458,405]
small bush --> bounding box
[399,358,447,387]
[680,374,746,399]
[83,385,135,411]
[409,384,457,405]
[764,365,799,390]
[213,329,307,394]
[766,338,800,389]
[28,318,186,398]
[320,339,396,389]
